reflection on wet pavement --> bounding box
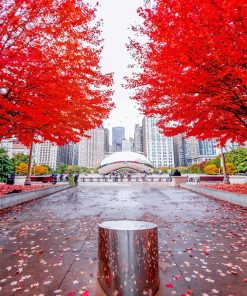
[0,183,246,295]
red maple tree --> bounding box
[0,0,114,146]
[126,0,247,145]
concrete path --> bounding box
[0,183,246,296]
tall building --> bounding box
[134,124,143,153]
[104,128,110,153]
[112,127,125,152]
[72,143,79,165]
[142,117,174,167]
[33,141,58,169]
[187,139,217,164]
[122,138,134,152]
[57,142,79,166]
[173,135,200,166]
[199,139,216,156]
[57,143,73,165]
[78,126,105,168]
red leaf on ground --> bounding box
[81,291,89,296]
[231,271,238,275]
[66,290,77,296]
[165,283,174,288]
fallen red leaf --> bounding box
[165,283,174,288]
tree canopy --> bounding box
[126,0,247,145]
[0,0,114,146]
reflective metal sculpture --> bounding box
[98,220,160,296]
[98,151,154,174]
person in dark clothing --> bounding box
[51,174,57,184]
[173,169,181,176]
[74,174,79,185]
[6,172,15,185]
[59,173,64,182]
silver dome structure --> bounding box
[98,151,154,174]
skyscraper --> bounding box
[122,138,134,152]
[78,126,105,168]
[57,142,79,166]
[33,141,58,169]
[112,127,125,152]
[103,128,110,153]
[199,139,216,156]
[142,117,174,167]
[57,142,74,166]
[173,135,200,166]
[134,124,143,153]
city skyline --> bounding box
[95,0,145,140]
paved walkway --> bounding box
[0,183,246,296]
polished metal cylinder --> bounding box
[98,220,159,296]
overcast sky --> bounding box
[93,0,145,141]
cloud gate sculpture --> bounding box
[98,151,154,175]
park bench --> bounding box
[30,175,54,183]
[198,176,224,183]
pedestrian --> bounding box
[173,169,181,176]
[74,173,79,185]
[59,173,64,182]
[7,172,15,185]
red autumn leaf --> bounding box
[188,290,193,294]
[201,184,247,195]
[243,278,247,283]
[66,290,77,296]
[231,271,238,275]
[165,283,174,288]
[81,291,89,296]
[0,0,114,146]
[126,0,247,145]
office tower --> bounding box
[57,142,74,165]
[72,143,79,165]
[78,126,105,168]
[199,139,217,156]
[134,124,143,153]
[173,135,200,166]
[122,138,134,152]
[57,142,79,166]
[129,137,134,152]
[33,141,58,169]
[112,127,125,152]
[104,128,110,153]
[142,117,174,167]
[185,139,217,164]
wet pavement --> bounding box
[0,182,247,296]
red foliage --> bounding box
[0,184,50,196]
[0,0,114,146]
[201,184,247,195]
[127,0,247,145]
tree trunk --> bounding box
[24,143,34,186]
[221,147,230,184]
